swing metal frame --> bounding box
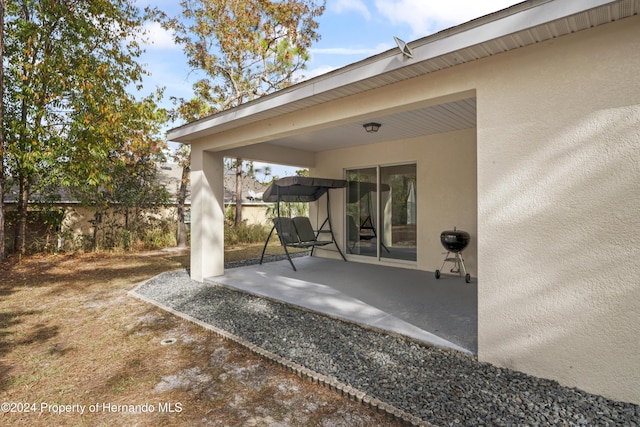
[259,177,347,271]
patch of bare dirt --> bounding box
[0,251,403,426]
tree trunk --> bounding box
[14,175,30,255]
[176,164,189,248]
[0,155,3,260]
[235,158,243,226]
[91,211,101,251]
[0,0,5,261]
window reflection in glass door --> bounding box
[380,164,417,262]
[346,168,378,258]
[346,164,416,262]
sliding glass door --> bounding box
[346,164,417,262]
[346,168,378,258]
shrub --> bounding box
[136,220,177,250]
[225,222,269,245]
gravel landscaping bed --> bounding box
[134,268,639,427]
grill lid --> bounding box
[440,227,470,252]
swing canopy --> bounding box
[263,176,347,202]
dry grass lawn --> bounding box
[0,249,403,426]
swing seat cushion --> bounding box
[274,217,299,245]
[274,217,332,248]
[293,217,332,246]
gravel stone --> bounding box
[134,268,640,427]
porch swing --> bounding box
[259,176,347,271]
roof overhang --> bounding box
[168,0,638,146]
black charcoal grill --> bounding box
[435,227,471,283]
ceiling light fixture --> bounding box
[363,122,381,133]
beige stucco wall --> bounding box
[61,206,96,237]
[312,128,477,274]
[191,150,226,281]
[60,205,182,249]
[310,16,639,404]
[229,203,271,226]
[475,16,640,404]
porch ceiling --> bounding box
[262,97,476,153]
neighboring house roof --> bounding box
[161,162,270,204]
[3,184,79,205]
[223,171,269,203]
[158,163,194,205]
[4,164,183,205]
[3,163,269,205]
[167,0,637,145]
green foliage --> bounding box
[137,219,178,250]
[157,0,325,120]
[265,202,308,220]
[4,0,154,185]
[77,212,178,252]
[224,222,270,246]
[98,154,172,221]
[225,205,236,223]
[3,207,65,254]
[3,0,166,254]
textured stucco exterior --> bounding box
[190,150,225,282]
[475,16,640,403]
[309,16,640,404]
[178,7,639,404]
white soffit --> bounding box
[168,0,639,143]
[264,98,477,153]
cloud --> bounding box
[329,0,372,20]
[374,0,520,37]
[310,47,379,56]
[141,21,179,50]
[298,64,338,80]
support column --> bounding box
[190,149,225,282]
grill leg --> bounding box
[437,251,471,282]
[456,252,467,277]
[438,252,450,272]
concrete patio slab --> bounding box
[208,256,477,354]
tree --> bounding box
[103,152,171,249]
[174,144,190,248]
[223,158,271,225]
[3,0,158,255]
[159,0,325,226]
[66,90,170,250]
[0,0,5,261]
[235,157,243,225]
[164,0,325,112]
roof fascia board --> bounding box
[408,0,620,59]
[168,0,619,142]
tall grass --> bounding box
[6,209,271,255]
[225,222,270,245]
